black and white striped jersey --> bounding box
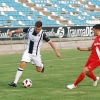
[23,27,50,55]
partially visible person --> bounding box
[7,21,62,87]
[67,24,100,89]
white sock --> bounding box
[14,68,23,84]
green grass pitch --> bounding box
[0,49,100,100]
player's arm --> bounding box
[7,28,29,37]
[48,41,62,58]
[43,33,62,58]
[77,46,92,51]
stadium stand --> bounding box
[0,0,100,27]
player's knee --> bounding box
[82,67,89,75]
[20,62,27,69]
[81,71,86,75]
[36,66,42,72]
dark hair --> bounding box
[93,24,100,30]
[35,21,42,27]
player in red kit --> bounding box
[67,24,100,89]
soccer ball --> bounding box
[23,79,32,88]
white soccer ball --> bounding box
[23,79,32,88]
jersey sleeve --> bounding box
[43,33,50,42]
[23,27,30,33]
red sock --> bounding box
[74,73,85,86]
[87,71,96,81]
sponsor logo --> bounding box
[56,27,65,38]
[0,29,9,37]
[67,26,93,37]
[94,42,100,46]
[43,27,65,38]
[0,26,94,39]
[38,34,40,36]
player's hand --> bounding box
[7,31,13,37]
[56,51,62,58]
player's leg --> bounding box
[84,60,96,81]
[87,71,99,86]
[67,60,100,89]
[87,71,97,81]
[86,61,100,86]
[32,55,44,73]
[85,60,96,81]
[13,61,27,84]
[36,62,44,72]
[8,61,27,87]
[67,67,89,89]
[74,67,89,85]
[8,52,31,87]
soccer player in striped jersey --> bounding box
[8,21,62,87]
[67,24,100,89]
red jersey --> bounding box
[89,35,100,61]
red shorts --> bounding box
[85,59,100,71]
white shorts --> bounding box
[21,51,42,67]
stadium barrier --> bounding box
[0,26,94,54]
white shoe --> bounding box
[67,84,76,89]
[93,77,99,86]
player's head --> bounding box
[34,21,42,34]
[93,24,100,36]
